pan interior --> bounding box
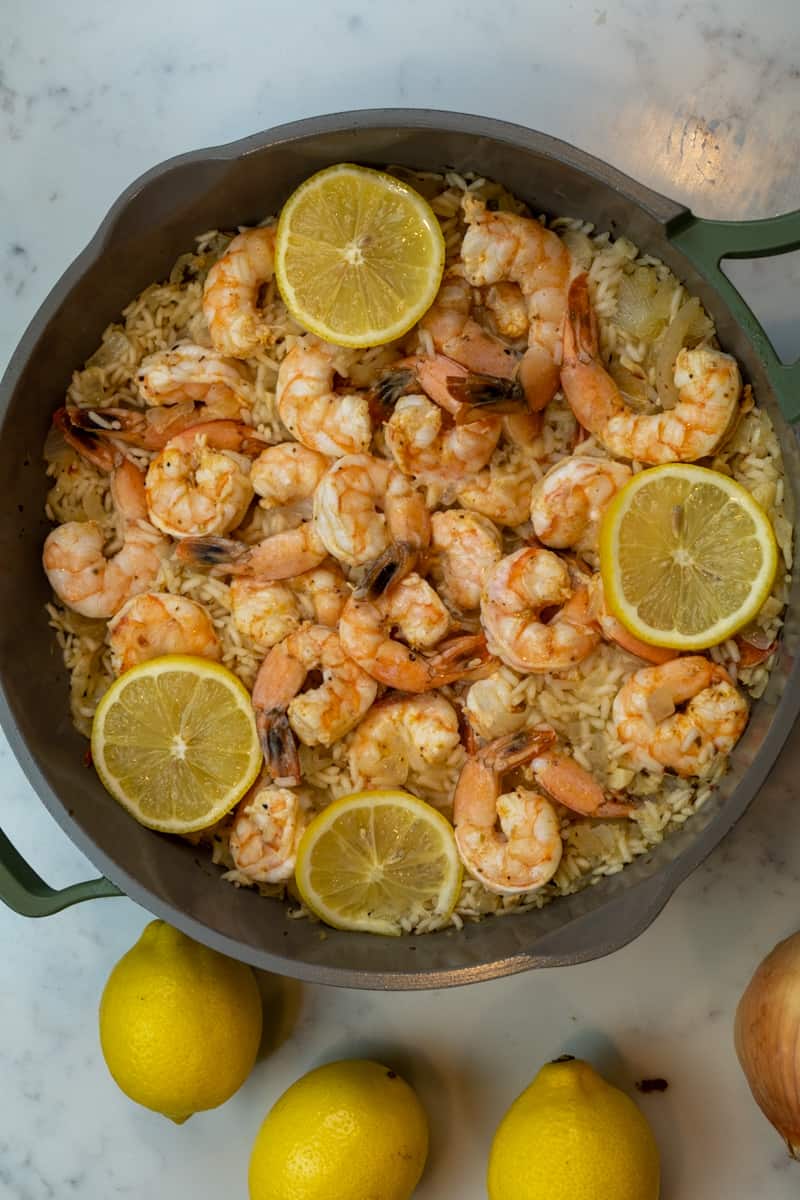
[2,113,798,988]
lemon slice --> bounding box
[91,655,261,833]
[294,790,462,935]
[274,163,445,348]
[600,463,778,650]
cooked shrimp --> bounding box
[202,226,277,358]
[561,274,740,463]
[347,693,461,789]
[612,656,749,776]
[420,270,519,380]
[43,460,165,619]
[276,340,372,457]
[429,510,503,614]
[209,441,333,575]
[501,410,543,447]
[350,573,452,657]
[176,520,328,582]
[530,456,632,553]
[453,728,563,894]
[734,634,777,669]
[483,282,529,340]
[465,671,530,739]
[585,574,678,665]
[145,420,265,538]
[253,624,378,784]
[107,591,221,674]
[56,401,249,456]
[313,453,431,584]
[377,353,524,424]
[529,749,633,818]
[481,547,600,673]
[230,565,348,649]
[385,393,501,483]
[250,443,330,513]
[52,405,127,470]
[175,437,331,575]
[381,573,452,647]
[461,196,572,411]
[339,578,493,692]
[455,444,535,528]
[136,342,253,412]
[228,783,306,883]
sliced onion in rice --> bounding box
[70,366,108,407]
[616,265,676,340]
[87,330,133,369]
[608,360,650,406]
[654,295,717,409]
[654,297,702,409]
[43,424,72,466]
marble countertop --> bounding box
[2,2,800,1196]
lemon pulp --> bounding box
[91,654,261,832]
[274,163,445,347]
[294,789,462,935]
[600,463,778,650]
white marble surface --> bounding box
[2,2,800,1197]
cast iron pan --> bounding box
[1,111,799,988]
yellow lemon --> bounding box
[91,655,261,833]
[600,463,777,650]
[274,163,445,347]
[249,1059,429,1200]
[294,789,462,935]
[488,1057,660,1200]
[99,920,262,1123]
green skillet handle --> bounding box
[668,210,800,423]
[0,825,121,916]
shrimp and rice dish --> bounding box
[42,167,792,932]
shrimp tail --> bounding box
[531,749,634,819]
[596,798,636,818]
[53,407,122,472]
[564,273,599,364]
[445,372,526,423]
[373,368,416,410]
[481,726,557,772]
[456,699,481,756]
[175,535,247,570]
[355,540,419,599]
[257,707,302,786]
[429,632,498,685]
[735,635,777,668]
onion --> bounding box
[653,298,701,409]
[608,360,650,406]
[43,423,72,466]
[616,266,675,340]
[735,931,800,1158]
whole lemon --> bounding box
[488,1057,660,1200]
[99,920,262,1123]
[248,1059,429,1200]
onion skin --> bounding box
[735,932,800,1159]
